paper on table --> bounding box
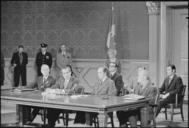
[71,94,89,99]
[123,94,145,100]
[14,87,35,92]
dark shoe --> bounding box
[25,121,32,125]
[120,123,127,128]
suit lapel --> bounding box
[165,77,170,90]
[111,73,116,80]
[65,77,73,89]
[97,79,107,92]
[167,75,176,90]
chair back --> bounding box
[154,86,160,105]
[178,85,186,104]
[181,85,186,97]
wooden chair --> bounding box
[163,85,186,122]
[91,112,114,128]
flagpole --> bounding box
[112,2,114,25]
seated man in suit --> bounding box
[46,64,80,127]
[125,66,146,94]
[156,64,183,117]
[108,62,124,96]
[92,66,117,95]
[117,69,157,127]
[74,66,117,126]
[25,64,55,124]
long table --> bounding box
[1,89,150,127]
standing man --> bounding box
[1,51,5,86]
[108,62,124,96]
[156,64,183,117]
[35,43,52,76]
[11,45,28,87]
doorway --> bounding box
[167,8,188,101]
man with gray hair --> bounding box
[25,64,55,124]
[117,68,157,127]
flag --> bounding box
[106,3,116,50]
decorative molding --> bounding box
[146,1,160,15]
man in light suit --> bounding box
[92,67,117,96]
[156,64,183,117]
[11,45,28,87]
[74,67,117,125]
[117,69,157,127]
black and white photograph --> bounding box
[1,1,188,127]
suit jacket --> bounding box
[35,51,52,69]
[133,83,157,117]
[11,51,28,67]
[134,83,157,104]
[110,72,124,96]
[37,75,56,91]
[51,76,79,93]
[93,77,117,96]
[55,52,72,70]
[159,74,183,102]
[126,77,138,94]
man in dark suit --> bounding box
[11,45,28,87]
[108,62,124,96]
[35,43,52,76]
[25,64,56,124]
[156,64,183,117]
[1,51,5,86]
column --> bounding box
[146,2,160,87]
[159,2,167,85]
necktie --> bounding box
[19,53,23,64]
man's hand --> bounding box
[161,93,170,99]
[13,64,17,67]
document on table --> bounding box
[14,87,35,92]
[122,94,145,100]
[71,94,89,99]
